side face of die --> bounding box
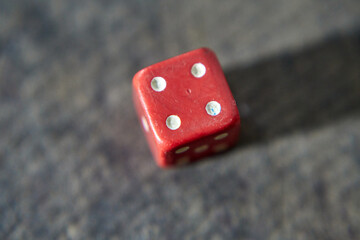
[133,48,240,167]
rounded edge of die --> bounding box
[141,116,149,132]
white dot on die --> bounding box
[175,146,190,154]
[166,115,181,130]
[213,143,229,153]
[194,145,209,153]
[151,76,166,92]
[177,156,190,166]
[206,101,221,116]
[191,63,206,78]
[141,116,149,132]
[214,132,228,140]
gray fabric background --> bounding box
[1,0,360,239]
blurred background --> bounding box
[1,0,360,239]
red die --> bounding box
[133,48,240,167]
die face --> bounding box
[167,123,240,166]
[133,48,240,167]
[132,90,163,163]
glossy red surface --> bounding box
[133,48,240,167]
